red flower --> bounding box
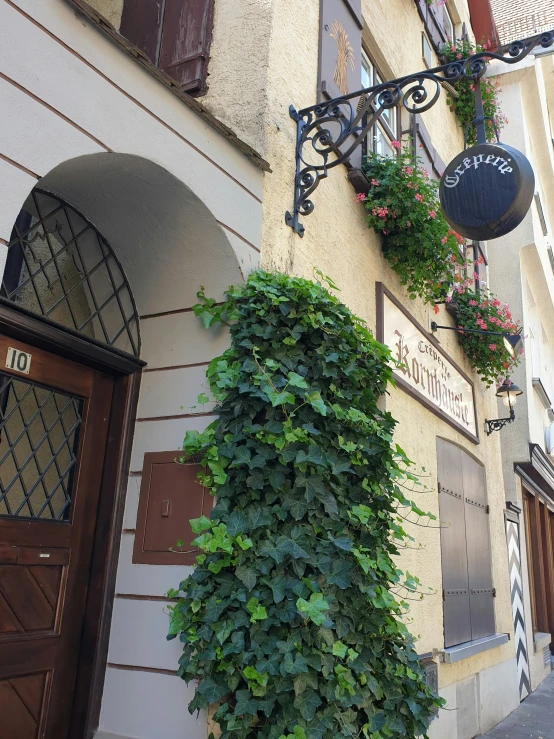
[390,140,401,150]
[433,305,440,314]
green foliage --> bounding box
[447,287,522,387]
[439,39,507,146]
[360,143,467,303]
[168,270,442,739]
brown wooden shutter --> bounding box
[318,0,363,102]
[120,0,164,65]
[413,0,447,53]
[437,439,472,648]
[412,116,445,180]
[462,453,495,640]
[158,0,215,93]
[120,0,215,94]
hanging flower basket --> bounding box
[358,142,467,304]
[446,287,522,387]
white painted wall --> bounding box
[0,3,263,738]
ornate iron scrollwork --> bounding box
[286,30,554,236]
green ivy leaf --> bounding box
[246,597,268,622]
[296,593,330,626]
[189,515,213,534]
[267,389,296,407]
[293,689,321,721]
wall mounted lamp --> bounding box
[429,322,524,435]
[485,379,523,435]
[430,322,524,359]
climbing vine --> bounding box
[167,270,442,739]
[439,39,507,145]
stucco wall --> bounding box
[205,0,518,730]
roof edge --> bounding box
[63,0,271,173]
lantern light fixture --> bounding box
[485,379,523,435]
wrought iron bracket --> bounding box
[286,30,554,236]
[485,409,515,436]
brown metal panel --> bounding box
[462,453,495,640]
[133,451,208,565]
[437,439,471,647]
[159,0,215,93]
[120,0,163,65]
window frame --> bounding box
[361,48,400,159]
[422,32,433,69]
[443,4,455,42]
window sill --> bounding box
[441,633,510,663]
[532,377,552,409]
[533,631,551,653]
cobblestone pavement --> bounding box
[477,670,554,739]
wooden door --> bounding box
[0,334,113,739]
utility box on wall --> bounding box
[133,451,208,565]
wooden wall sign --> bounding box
[439,142,534,240]
[377,284,479,442]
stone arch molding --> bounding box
[3,153,251,356]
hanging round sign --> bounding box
[439,143,534,240]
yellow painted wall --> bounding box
[205,0,517,694]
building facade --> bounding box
[486,1,554,700]
[0,1,548,738]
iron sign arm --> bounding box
[286,30,554,237]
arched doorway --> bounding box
[0,153,252,739]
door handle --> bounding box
[161,500,171,517]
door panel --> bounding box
[0,336,113,739]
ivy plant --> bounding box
[167,270,442,739]
[359,142,467,303]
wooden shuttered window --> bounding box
[120,0,215,94]
[438,439,495,648]
[411,117,445,181]
[413,0,450,52]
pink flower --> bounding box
[445,295,453,303]
[406,220,411,228]
[354,193,366,203]
[402,166,413,176]
[488,344,497,351]
[469,300,477,306]
[456,53,462,59]
[390,140,401,150]
[441,236,448,244]
[371,179,380,186]
[415,193,424,202]
[492,298,501,307]
[428,209,437,219]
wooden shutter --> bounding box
[462,453,495,640]
[159,0,215,93]
[120,0,163,65]
[318,0,363,102]
[413,0,447,53]
[412,116,445,180]
[437,439,472,648]
[120,0,215,94]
